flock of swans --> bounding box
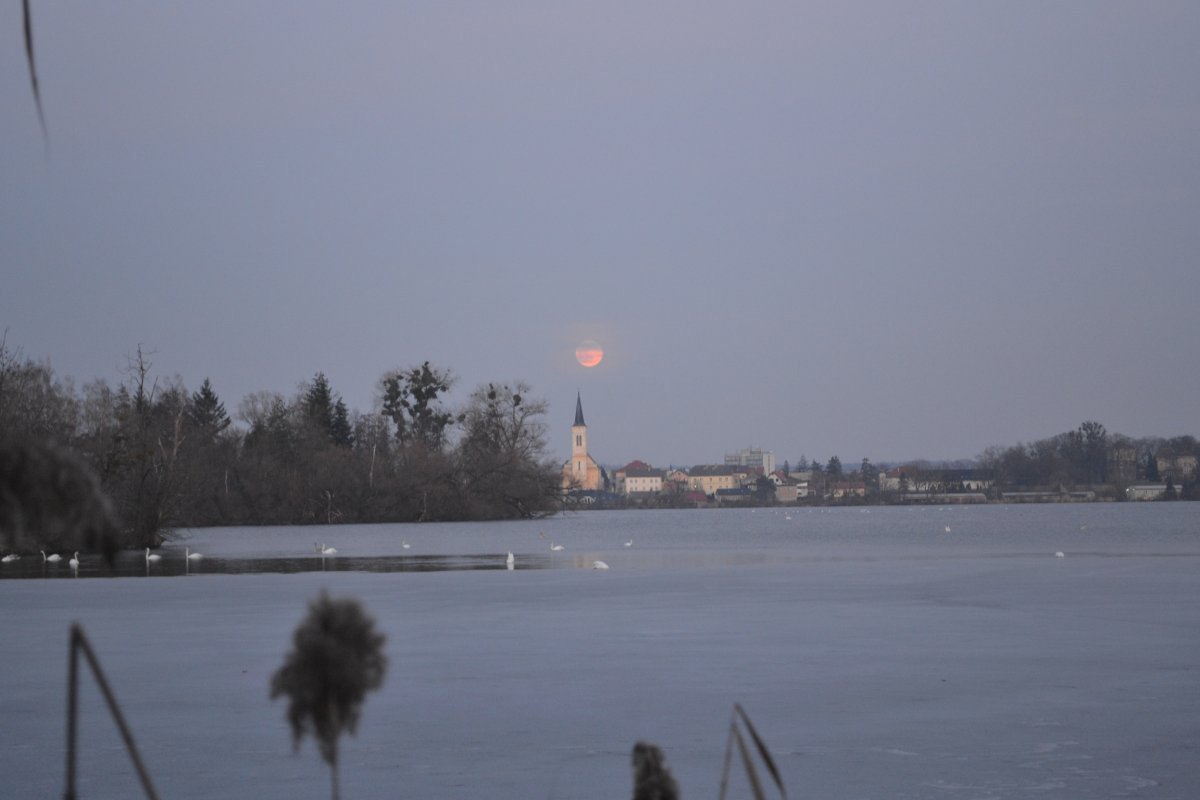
[142,546,202,564]
[303,534,620,571]
[4,530,632,574]
[0,544,210,576]
[1,550,83,570]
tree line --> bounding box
[787,421,1199,500]
[0,337,562,549]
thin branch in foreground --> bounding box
[22,0,50,146]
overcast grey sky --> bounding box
[3,2,1197,468]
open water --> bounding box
[1,504,1198,798]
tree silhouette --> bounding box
[632,741,679,800]
[270,592,387,800]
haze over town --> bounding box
[4,2,1197,468]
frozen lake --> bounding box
[2,504,1199,798]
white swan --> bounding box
[1,553,18,563]
[592,560,609,570]
[68,552,80,570]
[186,547,204,560]
[505,551,515,566]
[624,539,633,547]
[401,540,411,550]
[944,525,952,533]
[45,550,62,562]
[320,544,337,555]
[550,542,564,552]
[1055,551,1066,558]
[145,547,162,563]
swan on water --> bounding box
[1055,551,1065,558]
[944,525,952,533]
[506,551,515,566]
[145,547,162,563]
[186,547,203,560]
[624,539,633,547]
[321,544,337,555]
[42,550,63,562]
[402,540,411,549]
[550,542,564,552]
[68,552,80,570]
[1,553,18,563]
[592,560,609,570]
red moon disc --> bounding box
[575,341,604,368]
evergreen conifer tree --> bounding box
[189,378,230,437]
[330,399,354,448]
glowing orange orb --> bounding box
[575,340,604,368]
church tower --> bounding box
[571,392,588,466]
[563,392,602,491]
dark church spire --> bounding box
[574,391,586,427]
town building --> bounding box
[724,447,776,476]
[687,465,739,496]
[622,468,664,495]
[1156,453,1198,483]
[1126,483,1171,501]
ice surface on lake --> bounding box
[2,504,1199,798]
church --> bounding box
[561,393,605,491]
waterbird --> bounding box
[550,542,564,552]
[506,551,515,566]
[1,553,18,563]
[1055,551,1065,558]
[42,550,63,562]
[186,547,203,560]
[320,544,337,555]
[401,540,411,549]
[624,539,633,547]
[68,552,79,570]
[145,547,162,563]
[592,560,609,570]
[944,525,952,533]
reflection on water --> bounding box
[0,553,553,579]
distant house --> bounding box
[769,470,800,503]
[613,460,653,493]
[714,487,753,505]
[623,467,664,495]
[732,466,764,488]
[687,465,739,496]
[1126,483,1171,501]
[895,468,994,493]
[1156,453,1197,483]
[830,481,866,498]
[665,469,690,491]
[774,482,800,504]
